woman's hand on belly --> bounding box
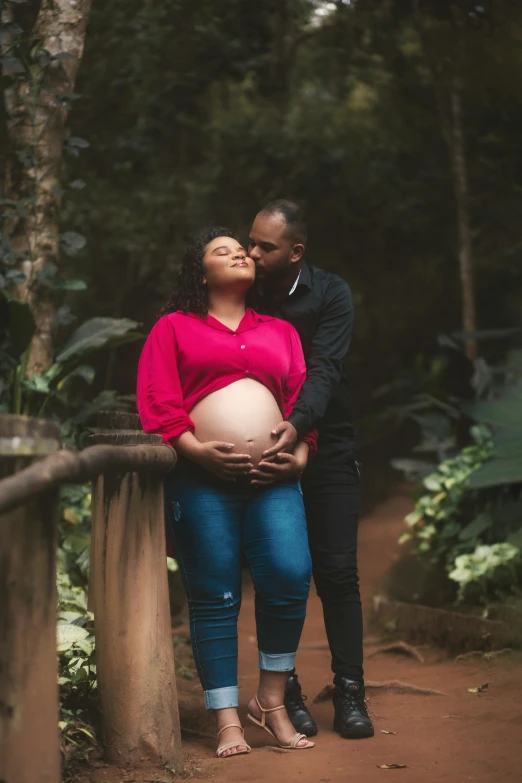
[250,442,310,486]
[177,432,253,480]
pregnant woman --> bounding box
[137,227,316,758]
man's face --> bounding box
[248,213,303,282]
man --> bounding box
[247,199,374,740]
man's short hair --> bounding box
[258,199,308,245]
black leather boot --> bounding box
[284,673,318,737]
[332,677,374,739]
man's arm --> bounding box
[289,278,353,437]
[263,278,353,456]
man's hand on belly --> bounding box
[250,443,309,486]
[262,421,298,459]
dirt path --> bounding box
[177,492,522,783]
[82,492,522,782]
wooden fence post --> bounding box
[0,414,62,783]
[88,412,183,771]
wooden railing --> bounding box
[0,412,183,783]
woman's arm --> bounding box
[137,316,195,444]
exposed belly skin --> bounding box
[190,378,282,466]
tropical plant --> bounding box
[1,302,140,411]
[463,350,522,492]
[399,424,494,562]
[0,294,141,448]
[397,347,522,606]
[56,484,181,764]
[56,484,97,766]
[449,543,522,604]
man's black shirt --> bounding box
[262,263,356,468]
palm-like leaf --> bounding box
[56,317,141,364]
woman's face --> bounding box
[202,236,255,291]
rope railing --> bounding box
[0,412,183,783]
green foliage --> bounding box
[57,484,96,764]
[464,351,522,490]
[60,0,522,404]
[0,308,141,442]
[56,317,141,364]
[449,543,522,604]
[0,12,90,275]
[3,0,522,424]
[399,425,493,560]
[399,347,522,606]
[56,483,180,764]
[1,9,143,433]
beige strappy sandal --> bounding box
[247,695,315,749]
[215,723,251,759]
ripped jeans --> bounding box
[164,460,312,710]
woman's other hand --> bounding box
[177,432,253,480]
[197,441,253,479]
[250,443,309,486]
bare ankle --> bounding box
[256,671,289,708]
[256,692,282,709]
[215,707,240,730]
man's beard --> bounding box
[255,259,293,290]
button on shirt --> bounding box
[137,308,317,452]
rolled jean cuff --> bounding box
[258,650,296,672]
[204,685,238,711]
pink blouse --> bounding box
[136,308,317,453]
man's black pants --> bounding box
[301,457,363,683]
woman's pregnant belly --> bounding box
[190,378,282,467]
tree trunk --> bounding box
[449,71,478,361]
[1,0,93,376]
[412,5,478,361]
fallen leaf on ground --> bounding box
[456,648,512,663]
[484,648,512,661]
[467,683,489,694]
[378,763,407,769]
[381,730,398,735]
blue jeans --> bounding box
[164,461,312,710]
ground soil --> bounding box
[77,491,522,783]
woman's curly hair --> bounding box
[160,226,236,318]
[159,225,268,319]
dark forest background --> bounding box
[3,0,522,488]
[66,1,522,411]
